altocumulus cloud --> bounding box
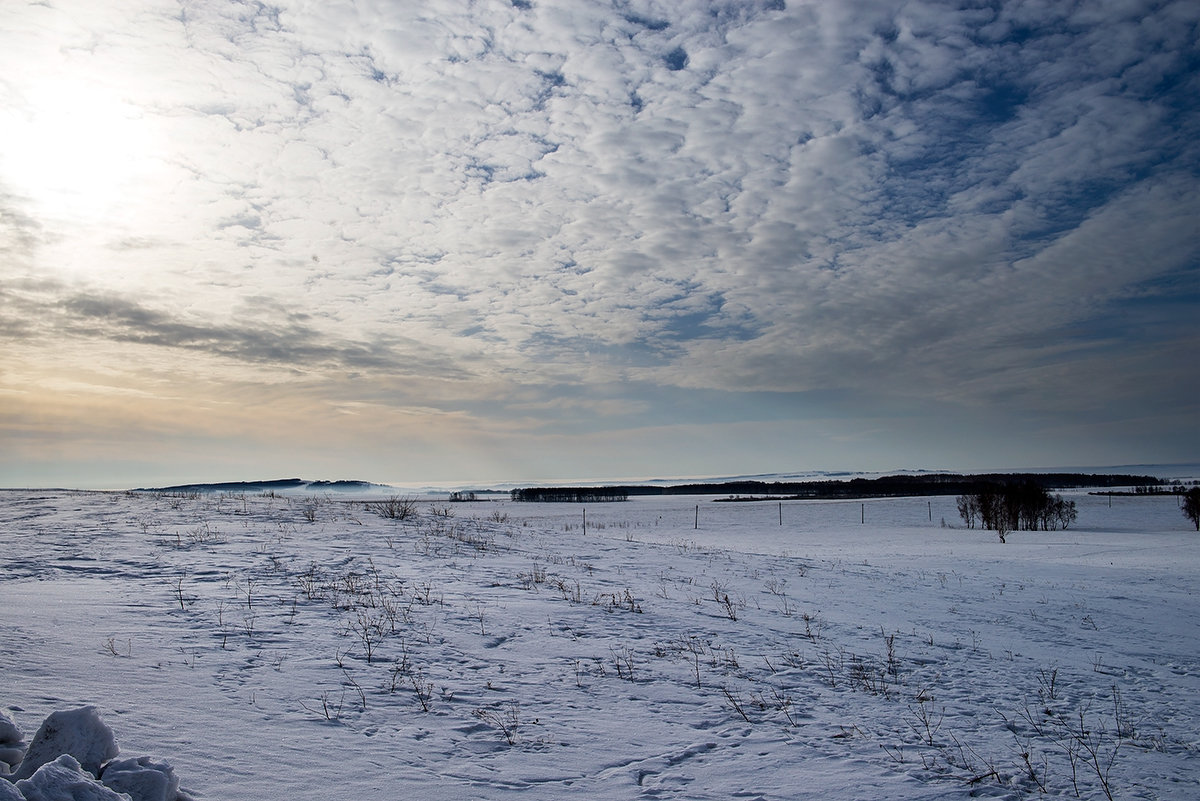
[0,0,1197,485]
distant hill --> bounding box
[134,478,391,494]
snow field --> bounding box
[1,489,1197,800]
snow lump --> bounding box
[0,711,24,777]
[0,707,188,801]
[99,757,179,801]
[13,707,118,780]
[14,755,127,801]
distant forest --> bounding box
[509,473,1163,503]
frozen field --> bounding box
[2,488,1198,799]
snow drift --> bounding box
[2,486,1198,799]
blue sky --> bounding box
[1,0,1197,488]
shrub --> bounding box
[366,496,417,520]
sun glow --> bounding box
[0,77,162,224]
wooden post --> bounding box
[779,501,783,526]
[861,503,864,524]
[695,505,699,530]
[928,501,932,522]
[583,507,586,536]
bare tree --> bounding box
[957,483,1076,542]
[1183,487,1200,531]
[956,494,979,528]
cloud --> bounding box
[1,0,1197,484]
[1,279,478,385]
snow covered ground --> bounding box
[2,488,1197,799]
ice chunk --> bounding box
[0,778,25,801]
[100,756,179,801]
[12,708,119,781]
[15,754,130,801]
[0,746,23,777]
[0,712,20,745]
[0,712,26,778]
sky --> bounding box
[1,0,1198,489]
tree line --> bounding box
[509,488,630,503]
[509,473,1160,503]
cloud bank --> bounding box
[1,0,1197,486]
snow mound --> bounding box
[0,708,187,801]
